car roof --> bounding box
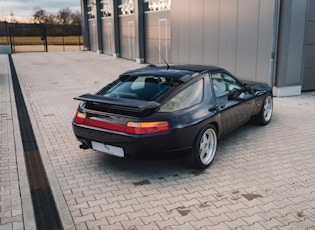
[121,65,226,82]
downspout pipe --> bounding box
[269,0,281,87]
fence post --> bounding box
[42,24,48,52]
[62,24,65,52]
[9,25,14,54]
[5,21,10,45]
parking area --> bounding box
[1,52,315,229]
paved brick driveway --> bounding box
[2,52,315,229]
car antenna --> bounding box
[155,47,170,70]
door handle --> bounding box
[220,104,225,109]
[208,105,218,112]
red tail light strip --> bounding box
[84,118,126,132]
[74,111,169,135]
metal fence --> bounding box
[0,22,82,53]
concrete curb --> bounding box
[10,55,76,230]
[7,55,36,230]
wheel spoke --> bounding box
[200,135,207,159]
[263,96,272,121]
[198,128,217,166]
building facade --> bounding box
[80,0,315,96]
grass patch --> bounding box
[0,36,83,45]
[0,37,10,45]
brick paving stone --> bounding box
[101,223,124,229]
[201,222,231,230]
[225,210,248,222]
[258,209,283,221]
[75,222,88,230]
[120,218,145,229]
[81,206,102,216]
[3,52,315,229]
[257,218,284,229]
[241,213,266,226]
[0,223,12,230]
[239,222,266,230]
[69,201,89,212]
[128,201,154,213]
[135,222,160,230]
[174,213,198,225]
[171,221,196,230]
[192,209,216,220]
[140,213,164,225]
[225,217,249,229]
[155,218,180,229]
[86,218,109,229]
[126,209,149,220]
[190,218,214,229]
[106,213,129,225]
[275,213,302,227]
[73,213,96,225]
[144,206,167,216]
[295,217,315,229]
[76,195,96,205]
[112,205,135,216]
[93,209,116,220]
[208,213,233,225]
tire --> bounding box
[187,124,217,169]
[257,94,273,125]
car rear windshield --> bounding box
[98,75,181,101]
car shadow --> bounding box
[95,118,276,184]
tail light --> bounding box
[126,121,169,134]
[74,111,86,124]
[74,110,169,135]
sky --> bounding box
[0,0,81,21]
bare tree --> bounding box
[33,7,47,23]
[46,14,57,24]
[57,8,72,25]
[70,11,81,25]
[10,10,18,23]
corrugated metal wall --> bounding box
[101,17,114,55]
[119,15,136,60]
[87,0,97,52]
[144,11,171,64]
[88,21,97,51]
[302,0,315,91]
[171,0,276,83]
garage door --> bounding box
[171,0,278,84]
[302,0,315,91]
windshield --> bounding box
[99,75,181,101]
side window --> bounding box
[159,79,204,112]
[212,73,243,97]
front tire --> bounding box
[187,124,217,169]
[257,95,273,125]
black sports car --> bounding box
[72,65,273,169]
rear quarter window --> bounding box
[159,79,204,112]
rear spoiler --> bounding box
[74,94,161,110]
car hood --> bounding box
[242,80,272,93]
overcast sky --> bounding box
[0,0,81,20]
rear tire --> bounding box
[257,94,273,125]
[187,124,217,169]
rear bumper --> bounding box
[72,121,196,157]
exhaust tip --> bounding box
[79,144,89,150]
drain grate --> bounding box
[9,54,63,230]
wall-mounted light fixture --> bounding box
[120,0,134,15]
[146,0,171,12]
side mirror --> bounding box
[228,89,242,100]
[244,84,253,94]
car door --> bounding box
[211,72,255,133]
